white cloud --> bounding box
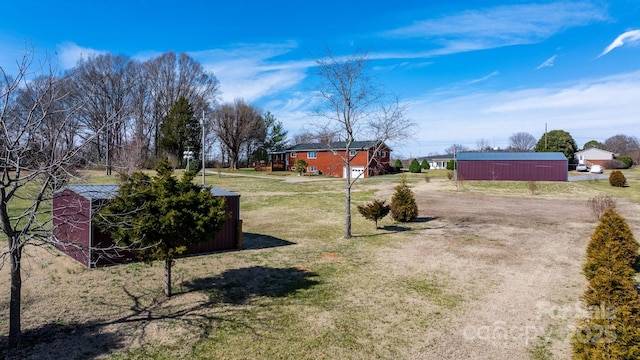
[536,55,557,69]
[192,42,312,103]
[383,2,607,54]
[396,71,640,156]
[599,29,640,57]
[56,42,106,69]
[468,71,499,84]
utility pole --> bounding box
[202,110,206,185]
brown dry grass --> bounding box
[2,176,639,359]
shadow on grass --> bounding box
[379,217,440,232]
[241,233,296,250]
[0,321,126,360]
[181,266,320,304]
[1,266,318,359]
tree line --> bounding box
[1,49,288,176]
[447,131,640,165]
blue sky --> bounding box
[2,1,639,157]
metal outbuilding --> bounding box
[52,184,242,268]
[456,152,568,182]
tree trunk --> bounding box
[164,258,172,297]
[344,164,352,239]
[9,240,22,349]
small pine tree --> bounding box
[609,170,627,187]
[357,199,391,229]
[393,159,403,171]
[408,159,421,173]
[446,159,456,171]
[391,175,418,222]
[420,159,430,170]
[573,208,640,358]
[294,159,308,176]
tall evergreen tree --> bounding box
[98,159,227,297]
[159,96,200,166]
[573,208,640,359]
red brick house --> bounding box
[273,141,392,178]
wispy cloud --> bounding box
[383,2,607,54]
[56,42,106,69]
[599,29,640,57]
[400,71,640,156]
[468,71,499,84]
[192,42,312,103]
[536,55,557,69]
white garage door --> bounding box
[343,166,365,179]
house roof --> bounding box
[574,148,614,156]
[65,184,239,200]
[456,152,567,161]
[423,154,455,160]
[285,141,390,152]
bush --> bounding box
[609,170,626,187]
[572,208,640,358]
[357,199,391,229]
[587,195,617,221]
[604,159,626,169]
[294,159,308,176]
[408,159,421,173]
[616,155,633,168]
[420,159,430,170]
[393,159,403,171]
[446,159,456,170]
[390,175,418,222]
[186,159,201,172]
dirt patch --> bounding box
[377,181,640,359]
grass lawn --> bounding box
[1,167,639,359]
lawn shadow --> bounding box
[1,321,126,360]
[379,217,440,232]
[241,233,296,250]
[181,266,320,305]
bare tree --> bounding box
[444,144,469,155]
[144,52,219,158]
[212,99,265,169]
[70,54,136,175]
[509,132,536,152]
[311,49,413,239]
[604,134,639,154]
[0,50,110,350]
[476,138,491,152]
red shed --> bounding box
[456,152,568,182]
[52,184,241,268]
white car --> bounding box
[576,164,588,172]
[589,165,603,174]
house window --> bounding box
[308,166,317,172]
[380,151,387,157]
[291,152,297,158]
[307,151,317,159]
[349,150,357,156]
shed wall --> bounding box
[53,189,241,268]
[52,189,92,267]
[457,160,567,182]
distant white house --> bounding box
[423,154,455,169]
[574,148,615,166]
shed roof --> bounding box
[64,184,239,200]
[65,185,120,200]
[456,152,567,161]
